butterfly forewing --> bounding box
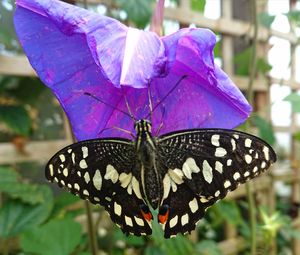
[157,129,276,238]
[45,138,152,236]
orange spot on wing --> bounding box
[158,209,169,224]
[141,210,153,221]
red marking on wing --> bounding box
[158,208,169,224]
[141,210,153,222]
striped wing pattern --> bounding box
[45,138,152,236]
[157,129,277,238]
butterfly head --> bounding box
[134,119,152,134]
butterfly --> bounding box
[46,118,276,238]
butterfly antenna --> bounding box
[121,87,137,122]
[84,92,136,121]
[147,80,154,123]
[146,75,188,119]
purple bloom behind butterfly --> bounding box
[14,0,252,141]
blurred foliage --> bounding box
[284,92,300,113]
[191,0,206,13]
[234,47,272,77]
[258,12,275,28]
[285,10,300,26]
[116,0,155,28]
[253,115,276,146]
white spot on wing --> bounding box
[83,189,89,196]
[93,170,102,190]
[182,157,200,179]
[233,172,241,180]
[215,190,220,197]
[169,215,178,228]
[114,202,122,216]
[131,176,142,199]
[245,155,252,164]
[49,164,54,177]
[227,159,232,166]
[125,216,133,227]
[163,174,171,199]
[63,168,68,177]
[74,183,80,190]
[211,134,220,146]
[82,146,88,158]
[244,171,250,177]
[245,138,252,148]
[79,159,88,169]
[181,213,189,226]
[263,146,270,161]
[189,198,198,213]
[105,164,119,183]
[168,168,184,185]
[119,172,132,188]
[59,154,65,162]
[224,180,231,188]
[231,139,236,151]
[134,216,144,226]
[215,161,223,173]
[84,172,90,183]
[261,161,266,168]
[202,160,213,183]
[215,147,227,157]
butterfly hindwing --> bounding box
[45,138,152,236]
[157,129,276,237]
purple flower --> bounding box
[14,0,252,141]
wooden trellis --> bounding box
[0,0,299,254]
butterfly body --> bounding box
[46,119,276,238]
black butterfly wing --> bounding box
[157,129,276,238]
[45,138,152,236]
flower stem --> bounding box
[246,0,258,255]
[84,201,98,255]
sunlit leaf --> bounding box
[20,218,82,255]
[0,105,31,136]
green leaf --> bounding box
[0,105,31,136]
[214,201,242,226]
[258,12,275,28]
[195,240,221,255]
[114,228,145,247]
[284,92,300,113]
[145,246,165,255]
[51,192,81,218]
[0,187,53,238]
[5,77,47,106]
[20,218,82,255]
[0,166,19,184]
[257,58,272,75]
[294,132,300,142]
[191,0,206,13]
[117,0,154,28]
[285,10,300,26]
[253,115,276,145]
[0,167,51,205]
[234,47,272,76]
[150,222,194,255]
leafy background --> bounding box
[1,0,300,254]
